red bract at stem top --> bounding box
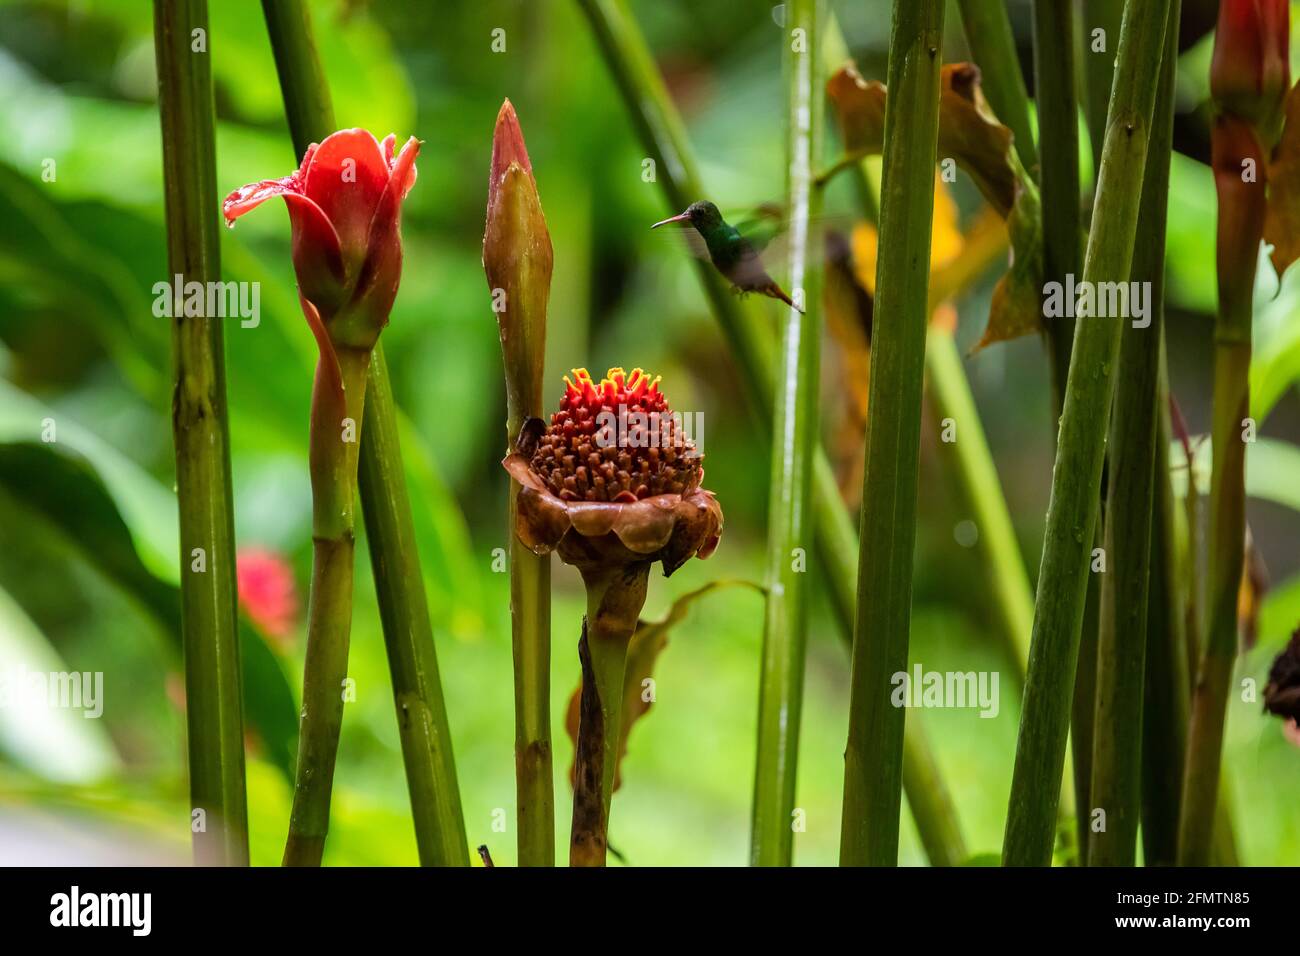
[1211,0,1291,143]
[223,128,420,351]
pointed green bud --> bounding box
[483,99,553,434]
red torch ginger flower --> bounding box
[503,368,721,577]
[1211,0,1291,143]
[223,128,420,350]
[534,367,703,503]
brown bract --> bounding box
[503,419,722,578]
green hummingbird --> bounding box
[652,200,802,311]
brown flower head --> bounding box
[503,367,721,576]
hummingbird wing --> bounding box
[733,209,858,270]
[730,203,786,254]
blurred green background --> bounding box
[0,0,1297,866]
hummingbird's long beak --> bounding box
[651,211,691,229]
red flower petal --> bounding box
[283,193,347,315]
[222,172,347,313]
[303,128,390,264]
[351,136,421,323]
[223,174,301,223]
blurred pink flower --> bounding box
[236,547,299,645]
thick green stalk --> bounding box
[1069,558,1100,858]
[813,456,966,867]
[1141,338,1188,866]
[153,0,249,867]
[284,346,370,866]
[1002,0,1171,867]
[260,0,468,866]
[508,516,553,867]
[752,0,823,868]
[569,563,649,866]
[575,0,965,866]
[955,0,1038,173]
[839,0,945,867]
[1087,1,1178,867]
[966,0,1090,852]
[1030,0,1080,413]
[1179,344,1249,864]
[1179,14,1274,861]
[260,0,331,163]
[359,349,469,866]
[1010,38,1101,831]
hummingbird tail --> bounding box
[761,281,802,312]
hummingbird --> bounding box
[652,200,802,311]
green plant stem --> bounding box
[1168,402,1242,865]
[576,0,965,867]
[1030,0,1080,414]
[261,0,468,866]
[359,349,469,866]
[929,266,1080,861]
[955,0,1038,173]
[1087,0,1178,867]
[284,345,370,866]
[1002,0,1172,867]
[1069,557,1100,859]
[503,365,553,870]
[839,0,945,868]
[1142,338,1188,866]
[751,0,822,869]
[569,562,649,867]
[508,518,553,866]
[813,460,967,868]
[260,0,331,163]
[960,0,1091,855]
[153,0,249,867]
[1179,341,1250,864]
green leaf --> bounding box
[0,582,119,783]
[0,379,297,777]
